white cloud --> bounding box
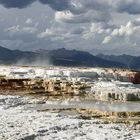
[5,25,37,35]
[55,9,110,23]
[25,18,32,24]
[102,18,140,46]
[82,22,112,39]
[102,36,112,44]
[111,22,133,37]
[55,11,73,22]
[38,27,72,42]
[6,25,20,34]
[22,27,37,33]
[38,29,54,38]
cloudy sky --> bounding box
[0,0,140,55]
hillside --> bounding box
[36,48,125,68]
[0,46,38,64]
[0,46,139,70]
[96,53,140,70]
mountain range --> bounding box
[0,46,139,70]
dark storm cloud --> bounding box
[1,0,140,16]
[0,0,72,10]
[0,0,36,8]
[39,0,72,11]
[112,0,140,15]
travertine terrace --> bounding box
[0,66,140,139]
[0,66,139,101]
[0,66,140,120]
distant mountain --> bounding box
[96,54,134,64]
[0,46,38,64]
[46,48,125,68]
[130,56,140,70]
[0,46,139,70]
[96,53,140,70]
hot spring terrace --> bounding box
[0,66,140,122]
[0,66,140,101]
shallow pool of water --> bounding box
[25,99,140,112]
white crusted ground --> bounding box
[0,95,140,140]
[91,81,140,101]
[0,65,130,80]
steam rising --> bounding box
[16,56,52,66]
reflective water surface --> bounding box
[25,99,140,112]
